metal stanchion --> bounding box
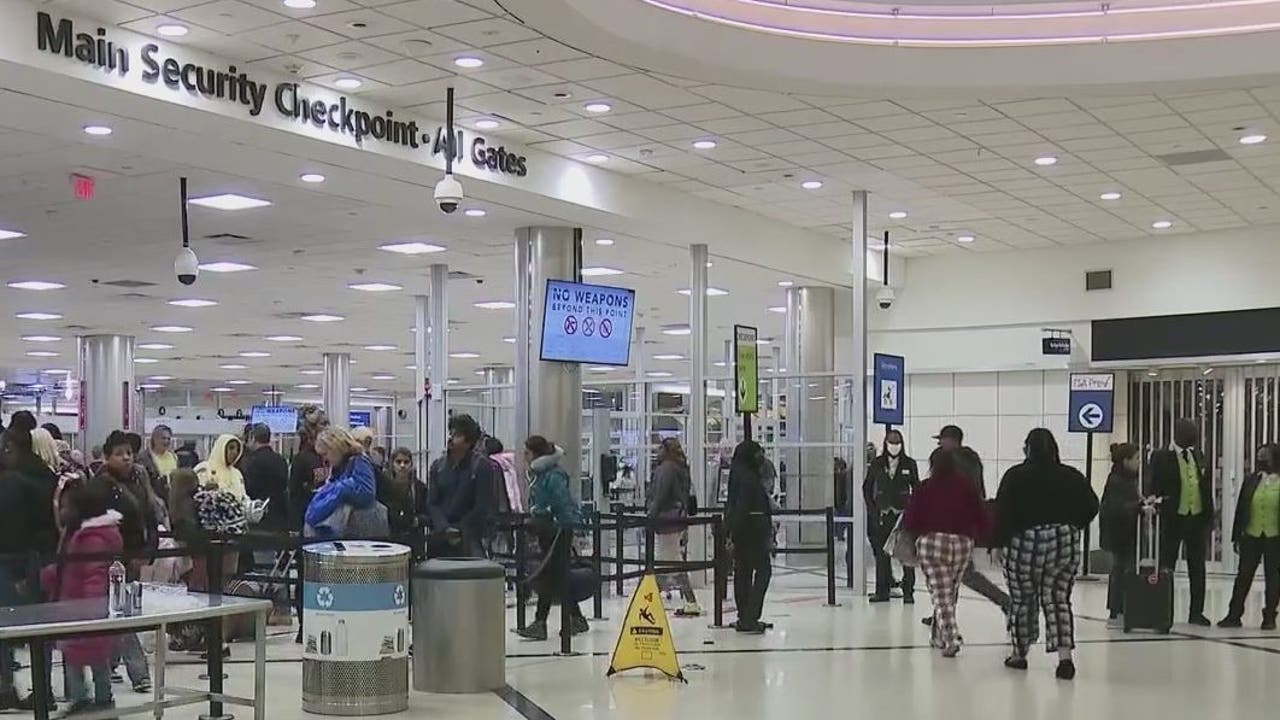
[201,540,231,720]
[515,524,528,632]
[591,511,604,620]
[644,523,655,574]
[825,507,838,607]
[614,513,624,596]
[558,530,573,656]
[845,519,855,589]
[712,516,726,628]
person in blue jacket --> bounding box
[304,427,383,540]
[517,436,587,641]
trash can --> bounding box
[302,541,411,715]
[412,558,505,694]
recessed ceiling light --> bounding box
[1240,133,1268,145]
[756,339,772,346]
[0,229,26,241]
[227,380,252,386]
[474,118,500,130]
[1152,220,1173,229]
[156,24,189,37]
[584,102,612,114]
[454,56,484,69]
[8,281,65,291]
[188,194,271,211]
[404,364,418,370]
[26,351,59,358]
[956,235,975,243]
[168,298,217,308]
[198,261,257,273]
[266,335,303,342]
[464,208,487,218]
[133,358,159,364]
[801,180,824,190]
[22,335,61,343]
[264,389,284,396]
[662,325,691,336]
[646,371,673,378]
[349,282,402,292]
[585,154,609,163]
[221,363,249,370]
[768,306,786,314]
[301,314,344,322]
[149,375,174,381]
[379,241,444,255]
[151,325,193,333]
[676,288,729,296]
[595,238,615,246]
[1033,155,1059,166]
[210,387,234,393]
[581,267,623,277]
[364,345,397,351]
[371,374,397,381]
[502,337,516,344]
[777,280,794,288]
[692,139,717,150]
[284,0,317,8]
[350,386,370,393]
[450,351,480,359]
[474,301,516,310]
[888,211,908,220]
[138,383,165,390]
[297,383,320,389]
[82,125,112,136]
[138,343,174,350]
[299,368,323,375]
[1100,192,1122,201]
[239,351,271,358]
[15,312,61,320]
[299,173,326,183]
[654,353,685,361]
[334,77,363,90]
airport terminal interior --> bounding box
[3,0,1280,718]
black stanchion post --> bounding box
[558,530,572,656]
[644,522,655,575]
[203,540,228,720]
[825,507,837,606]
[591,511,604,620]
[515,522,528,632]
[712,516,725,628]
[614,513,624,596]
[845,519,855,589]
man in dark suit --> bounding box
[863,429,919,602]
[1149,418,1214,626]
[242,423,289,532]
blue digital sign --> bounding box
[349,410,373,429]
[540,279,635,366]
[250,405,298,435]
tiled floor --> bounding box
[30,567,1280,719]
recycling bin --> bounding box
[301,541,411,715]
[412,558,505,694]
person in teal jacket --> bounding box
[517,436,587,641]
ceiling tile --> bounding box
[662,104,742,123]
[486,38,587,65]
[576,131,649,150]
[582,75,705,109]
[429,17,538,46]
[298,41,402,70]
[375,0,491,27]
[170,0,286,34]
[537,58,633,82]
[468,66,562,90]
[302,8,417,38]
[600,112,679,131]
[356,58,450,85]
[238,19,349,53]
[363,29,470,57]
[534,118,617,138]
[693,86,809,114]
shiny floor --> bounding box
[40,567,1280,719]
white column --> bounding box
[514,236,532,448]
[783,286,836,560]
[77,334,135,456]
[414,294,429,481]
[850,190,870,597]
[427,264,449,462]
[322,352,351,429]
[634,325,650,500]
[690,244,709,506]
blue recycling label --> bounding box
[302,581,408,612]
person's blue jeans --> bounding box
[114,633,150,686]
[64,664,112,707]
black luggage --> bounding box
[1123,504,1173,633]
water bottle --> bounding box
[108,561,126,615]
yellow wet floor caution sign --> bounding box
[607,574,686,682]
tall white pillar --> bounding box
[482,366,514,446]
[514,237,532,449]
[428,264,449,462]
[850,190,870,596]
[414,294,429,481]
[323,352,351,429]
[515,226,583,497]
[689,244,709,507]
[633,325,650,500]
[77,334,135,456]
[783,286,836,560]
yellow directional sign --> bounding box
[606,574,686,682]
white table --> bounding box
[0,585,271,720]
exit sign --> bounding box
[71,173,95,201]
[1042,337,1072,355]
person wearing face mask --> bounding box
[1220,444,1280,630]
[1149,418,1214,626]
[1100,443,1143,629]
[863,430,919,603]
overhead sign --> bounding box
[251,405,298,435]
[607,574,685,682]
[540,280,635,366]
[1042,337,1072,355]
[734,325,759,414]
[32,11,528,175]
[1068,373,1115,433]
[873,353,905,426]
[349,410,373,429]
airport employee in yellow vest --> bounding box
[1149,418,1214,627]
[1220,444,1280,630]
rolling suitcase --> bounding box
[1123,505,1173,633]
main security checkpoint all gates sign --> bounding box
[540,280,635,366]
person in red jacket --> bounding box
[904,448,991,657]
[40,477,122,713]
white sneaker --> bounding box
[676,601,704,617]
[1106,615,1124,630]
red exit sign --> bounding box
[71,173,95,200]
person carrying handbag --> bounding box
[517,436,589,641]
[863,430,919,603]
[648,438,703,616]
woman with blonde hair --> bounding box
[305,427,385,539]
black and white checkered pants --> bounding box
[1003,524,1081,656]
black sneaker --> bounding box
[1004,655,1028,670]
[903,594,915,605]
[868,595,892,603]
[1262,616,1277,631]
[1055,659,1077,680]
[735,621,765,635]
[570,615,589,635]
[921,616,934,627]
[0,690,36,712]
[1189,614,1212,627]
[132,680,152,694]
[516,620,548,641]
[1218,616,1243,629]
[110,670,123,684]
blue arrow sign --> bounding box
[1068,373,1114,434]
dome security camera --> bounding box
[876,286,896,310]
[175,247,199,286]
[434,173,463,214]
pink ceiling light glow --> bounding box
[639,0,1280,46]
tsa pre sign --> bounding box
[1068,373,1115,434]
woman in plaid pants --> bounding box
[904,449,992,657]
[993,429,1099,680]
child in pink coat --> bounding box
[40,478,122,713]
